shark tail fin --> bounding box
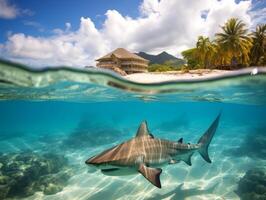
[197,113,221,163]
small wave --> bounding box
[0,59,266,104]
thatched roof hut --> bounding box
[96,48,149,75]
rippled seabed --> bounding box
[0,60,266,200]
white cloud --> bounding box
[23,21,45,32]
[0,0,18,19]
[1,0,256,68]
[0,0,34,19]
[20,8,34,16]
[202,0,252,37]
[249,0,266,29]
[139,0,160,16]
[65,22,71,32]
[2,17,108,67]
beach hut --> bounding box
[96,48,149,75]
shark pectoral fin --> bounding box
[138,163,162,188]
[182,153,193,166]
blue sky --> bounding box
[0,0,142,42]
[0,0,265,67]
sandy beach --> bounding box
[125,69,231,83]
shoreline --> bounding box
[125,69,232,83]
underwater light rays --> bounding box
[1,119,264,200]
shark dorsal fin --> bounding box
[136,121,154,138]
[178,138,183,143]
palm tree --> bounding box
[215,18,252,68]
[181,48,199,68]
[250,24,266,65]
[196,36,216,68]
[208,43,227,69]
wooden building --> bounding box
[96,48,149,75]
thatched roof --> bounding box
[96,48,149,62]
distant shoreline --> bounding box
[125,69,232,83]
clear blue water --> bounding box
[0,60,266,200]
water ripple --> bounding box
[0,59,266,104]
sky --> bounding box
[0,0,265,67]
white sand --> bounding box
[125,69,231,83]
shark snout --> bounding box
[85,159,92,165]
[85,156,98,165]
[86,155,114,171]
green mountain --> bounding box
[137,51,185,66]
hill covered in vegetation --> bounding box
[137,51,185,65]
[137,51,185,72]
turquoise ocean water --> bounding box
[0,60,266,200]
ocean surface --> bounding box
[0,60,266,200]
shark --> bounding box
[85,114,221,188]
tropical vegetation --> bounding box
[250,24,266,65]
[148,63,179,72]
[145,52,185,72]
[181,18,266,69]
